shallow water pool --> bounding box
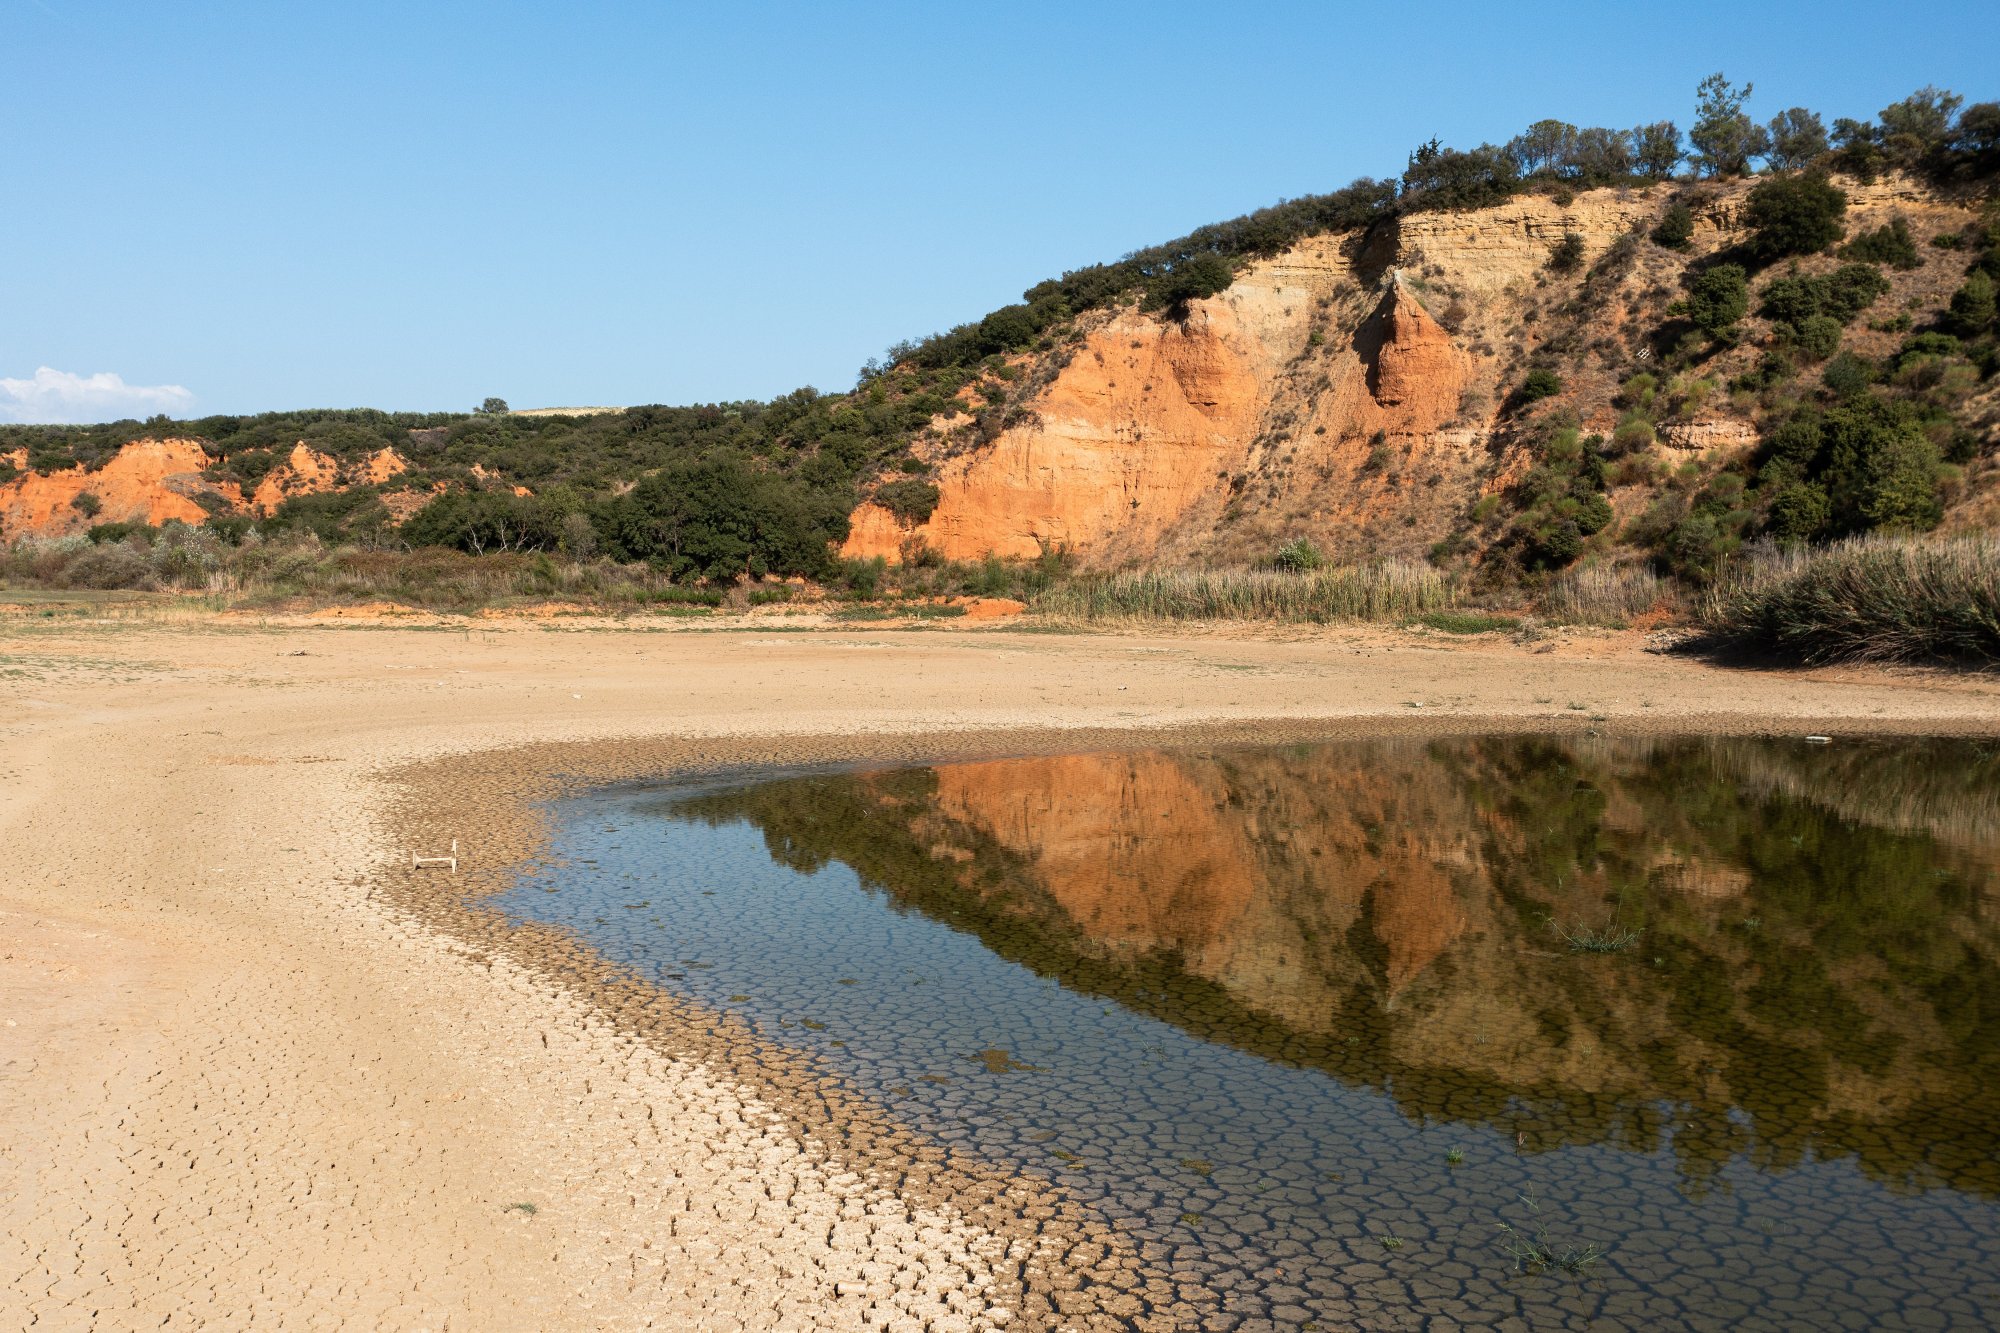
[494,735,2000,1329]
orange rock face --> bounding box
[251,443,344,514]
[0,439,242,538]
[363,448,408,484]
[847,304,1266,563]
[1369,275,1464,415]
[843,235,1477,567]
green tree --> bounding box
[1507,119,1577,175]
[1765,479,1831,542]
[1685,265,1750,338]
[1630,121,1684,178]
[478,397,509,415]
[594,454,848,578]
[1690,73,1769,177]
[1567,126,1632,182]
[1744,172,1847,259]
[1828,118,1883,181]
[1951,102,2000,175]
[1878,87,1963,168]
[1814,399,1944,534]
[1400,139,1521,210]
[1765,108,1829,171]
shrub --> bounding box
[1761,398,1943,536]
[1823,263,1893,321]
[1821,352,1876,398]
[1548,233,1586,273]
[1744,172,1847,259]
[52,542,152,590]
[1611,416,1657,454]
[1509,425,1611,570]
[1148,253,1235,318]
[1516,368,1563,404]
[873,478,942,526]
[1400,139,1521,211]
[1792,314,1844,361]
[1759,264,1889,331]
[69,491,102,518]
[1651,201,1695,250]
[1949,270,1996,335]
[594,454,849,579]
[1703,534,2000,663]
[1765,479,1832,542]
[1685,264,1750,338]
[1270,538,1325,572]
[1843,218,1922,269]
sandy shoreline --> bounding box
[4,618,1998,1330]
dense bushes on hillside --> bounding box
[876,78,1996,378]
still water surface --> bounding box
[496,736,2000,1329]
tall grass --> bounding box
[1541,563,1669,626]
[1702,534,2000,665]
[1030,562,1456,624]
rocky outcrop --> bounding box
[0,438,418,537]
[1369,273,1465,413]
[251,443,343,514]
[248,444,412,514]
[1659,420,1758,453]
[1395,189,1665,297]
[0,439,241,539]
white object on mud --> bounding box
[412,839,459,873]
[1804,735,1832,744]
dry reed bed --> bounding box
[1702,534,2000,664]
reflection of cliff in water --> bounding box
[667,737,2000,1197]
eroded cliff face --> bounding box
[0,439,241,538]
[839,207,1533,566]
[846,173,1991,567]
[0,439,415,537]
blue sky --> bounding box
[4,1,1995,421]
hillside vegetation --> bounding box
[5,77,1998,658]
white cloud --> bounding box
[0,366,195,425]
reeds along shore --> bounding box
[1026,563,1456,623]
[1701,533,2000,664]
[5,524,1998,667]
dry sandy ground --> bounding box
[2,616,1997,1331]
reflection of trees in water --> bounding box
[667,737,2000,1197]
